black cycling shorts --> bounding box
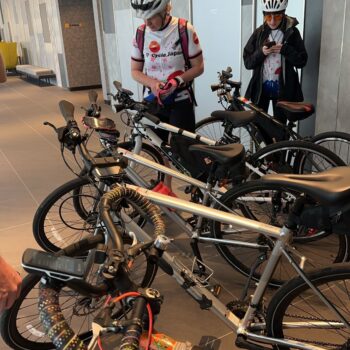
[149,99,196,142]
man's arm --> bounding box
[0,256,22,312]
[131,59,163,95]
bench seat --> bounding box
[16,64,55,85]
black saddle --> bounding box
[262,167,350,206]
[188,143,245,167]
[83,116,120,138]
[211,110,257,128]
[276,101,315,122]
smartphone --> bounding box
[22,248,86,280]
[265,40,276,49]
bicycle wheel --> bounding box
[33,177,102,252]
[116,141,165,184]
[311,131,350,165]
[210,181,349,287]
[266,264,350,349]
[195,115,259,152]
[249,140,345,179]
[0,239,157,350]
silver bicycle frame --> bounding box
[120,184,350,350]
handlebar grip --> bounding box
[144,112,160,125]
[211,84,221,92]
[59,100,75,122]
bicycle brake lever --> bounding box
[43,121,58,133]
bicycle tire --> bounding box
[311,131,350,165]
[195,115,259,152]
[0,239,157,350]
[116,141,165,184]
[249,140,345,179]
[266,264,350,349]
[33,177,100,252]
[210,181,349,287]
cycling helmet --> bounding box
[262,0,288,12]
[131,0,170,19]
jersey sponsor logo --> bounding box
[145,51,183,59]
[149,41,161,53]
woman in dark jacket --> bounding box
[244,0,307,124]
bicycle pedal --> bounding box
[207,284,222,297]
[226,300,249,318]
[186,216,197,228]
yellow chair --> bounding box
[0,42,18,69]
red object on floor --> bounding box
[152,182,177,198]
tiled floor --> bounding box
[0,77,254,349]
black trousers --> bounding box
[149,98,196,142]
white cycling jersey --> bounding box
[131,16,202,84]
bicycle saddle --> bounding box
[262,167,350,205]
[82,116,117,131]
[276,101,314,122]
[211,110,257,128]
[188,143,245,166]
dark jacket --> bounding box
[243,16,308,104]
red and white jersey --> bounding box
[131,16,202,83]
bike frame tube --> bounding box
[120,207,334,350]
[127,184,281,239]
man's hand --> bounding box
[156,78,178,105]
[149,80,164,96]
[272,43,283,54]
[0,257,22,312]
[263,43,283,56]
[262,45,274,56]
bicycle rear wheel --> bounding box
[195,115,259,152]
[266,264,350,349]
[210,181,349,287]
[249,140,345,179]
[311,131,350,165]
[0,238,157,350]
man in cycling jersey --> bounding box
[130,0,204,141]
[244,0,307,128]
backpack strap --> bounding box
[136,23,146,59]
[178,18,191,70]
[178,18,197,106]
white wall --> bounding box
[0,0,66,87]
[192,0,242,120]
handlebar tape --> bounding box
[59,100,75,123]
[38,283,87,350]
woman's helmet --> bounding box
[261,0,288,12]
[131,0,170,19]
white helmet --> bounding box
[131,0,170,19]
[262,0,288,12]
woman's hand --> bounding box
[0,257,22,312]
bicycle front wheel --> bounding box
[249,140,345,179]
[0,238,157,350]
[311,131,350,165]
[266,264,350,349]
[210,181,349,287]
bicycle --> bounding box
[196,67,350,164]
[5,160,350,349]
[33,101,348,288]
